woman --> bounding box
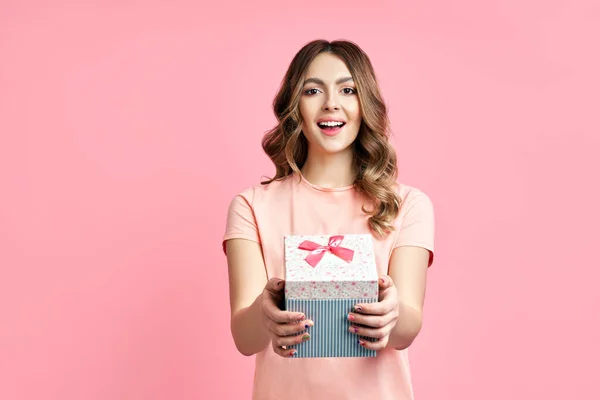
[222,39,435,400]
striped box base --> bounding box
[285,298,377,358]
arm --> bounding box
[226,239,313,357]
[226,238,270,356]
[347,246,430,351]
[347,190,435,351]
[224,192,311,357]
[386,245,430,350]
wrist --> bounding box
[231,293,271,356]
[386,303,423,350]
[249,292,271,340]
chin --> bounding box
[314,141,354,155]
[304,128,358,154]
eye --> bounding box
[304,88,320,95]
[342,87,357,94]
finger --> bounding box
[265,277,285,296]
[351,297,397,316]
[264,305,305,324]
[354,283,397,315]
[272,331,311,348]
[378,275,395,291]
[349,323,392,339]
[267,319,314,337]
[271,331,312,358]
[348,311,396,328]
[377,276,396,303]
[358,335,388,351]
[272,342,297,358]
[262,295,305,324]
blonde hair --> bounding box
[261,39,401,238]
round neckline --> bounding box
[294,171,355,192]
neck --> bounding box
[300,148,356,188]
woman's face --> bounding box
[299,53,362,156]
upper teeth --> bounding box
[319,121,344,127]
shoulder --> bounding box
[395,182,433,206]
[393,182,435,223]
[228,174,295,209]
[391,182,436,259]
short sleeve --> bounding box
[392,190,435,267]
[222,188,261,255]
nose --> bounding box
[322,92,340,111]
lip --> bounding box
[317,118,346,123]
[317,122,345,137]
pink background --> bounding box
[1,1,599,399]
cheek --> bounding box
[298,106,314,137]
[299,102,314,124]
[345,100,361,121]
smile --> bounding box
[317,122,346,136]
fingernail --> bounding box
[353,326,359,333]
[347,313,355,321]
[379,277,385,285]
[302,334,310,341]
[359,340,365,346]
[354,305,362,312]
[289,350,296,357]
[277,280,282,286]
[305,324,309,329]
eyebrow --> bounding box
[303,76,354,86]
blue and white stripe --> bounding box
[285,298,377,358]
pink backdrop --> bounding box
[1,1,599,399]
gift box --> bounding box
[284,234,379,358]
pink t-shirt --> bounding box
[222,171,435,400]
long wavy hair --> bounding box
[261,39,401,238]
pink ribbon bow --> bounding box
[297,235,354,268]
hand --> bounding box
[347,275,399,351]
[260,278,314,358]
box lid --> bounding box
[284,234,378,300]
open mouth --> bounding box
[317,122,346,131]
